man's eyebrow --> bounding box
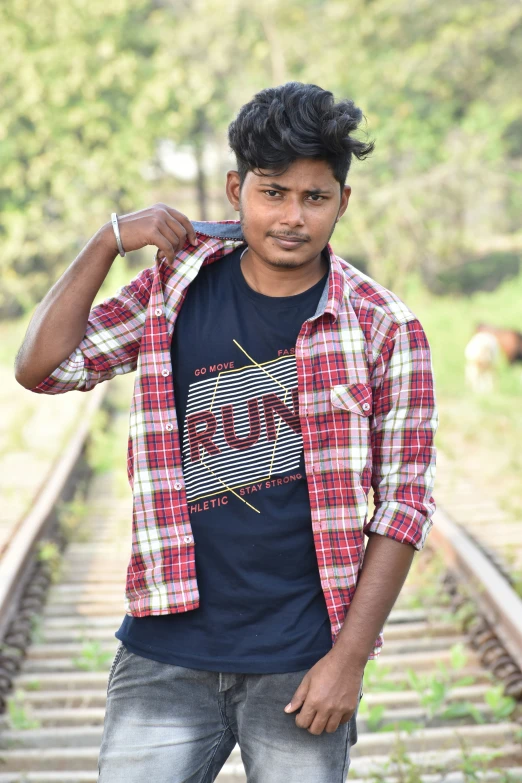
[258,181,334,194]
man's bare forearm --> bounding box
[329,533,416,672]
[15,203,199,390]
[14,223,118,389]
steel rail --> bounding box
[0,383,107,643]
[429,505,522,672]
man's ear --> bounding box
[337,185,351,221]
[226,170,241,212]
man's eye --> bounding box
[263,191,324,200]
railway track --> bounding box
[435,449,522,589]
[1,376,521,782]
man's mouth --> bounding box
[271,236,306,249]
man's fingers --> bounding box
[308,711,330,735]
[325,714,342,733]
[294,710,326,734]
[294,700,317,730]
[161,219,188,257]
[154,219,193,265]
[151,228,176,265]
[163,206,198,246]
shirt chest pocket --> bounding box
[329,382,373,473]
[330,383,373,417]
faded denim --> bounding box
[97,642,363,783]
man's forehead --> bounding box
[249,164,336,190]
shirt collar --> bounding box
[190,220,344,322]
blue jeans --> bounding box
[97,642,363,783]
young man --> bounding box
[15,82,438,782]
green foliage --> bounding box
[34,539,62,584]
[401,549,451,611]
[368,732,511,782]
[5,689,41,730]
[368,735,440,782]
[28,614,45,646]
[384,717,425,734]
[454,734,506,783]
[23,679,41,691]
[0,0,160,317]
[310,0,522,294]
[451,597,479,629]
[71,639,114,671]
[431,252,521,296]
[401,644,494,726]
[56,487,91,543]
[365,703,400,733]
[1,0,521,316]
[363,642,516,742]
[483,684,518,722]
[362,659,409,693]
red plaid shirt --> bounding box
[30,220,438,659]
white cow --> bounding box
[464,331,501,393]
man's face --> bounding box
[226,158,351,270]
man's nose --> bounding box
[281,198,305,225]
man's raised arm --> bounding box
[14,204,198,392]
[14,224,119,390]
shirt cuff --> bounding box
[364,500,435,551]
[29,348,94,394]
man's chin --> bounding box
[264,253,306,270]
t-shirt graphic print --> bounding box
[184,347,302,510]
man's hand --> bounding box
[284,650,363,735]
[100,202,199,267]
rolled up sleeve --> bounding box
[29,266,153,395]
[364,317,438,551]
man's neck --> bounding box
[239,247,329,297]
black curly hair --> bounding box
[228,82,375,193]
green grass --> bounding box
[403,268,522,398]
[402,269,522,519]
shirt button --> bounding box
[161,368,170,377]
[184,535,193,543]
[165,422,173,431]
[362,402,371,411]
[154,308,162,316]
[174,482,182,490]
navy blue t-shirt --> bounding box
[115,244,333,673]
